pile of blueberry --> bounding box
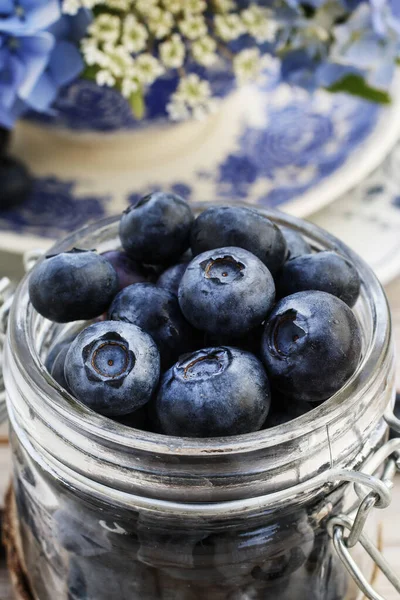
[0,127,33,210]
[29,192,362,438]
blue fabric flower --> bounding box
[333,4,399,68]
[0,1,88,129]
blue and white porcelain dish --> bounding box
[1,67,400,283]
[310,138,400,286]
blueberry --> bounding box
[102,250,148,290]
[108,283,196,370]
[276,251,361,307]
[68,559,88,600]
[50,346,71,392]
[265,395,313,428]
[154,347,271,437]
[179,247,275,337]
[261,291,362,403]
[45,335,76,372]
[280,226,312,261]
[64,321,160,416]
[192,511,313,589]
[119,192,194,265]
[191,207,287,274]
[55,507,112,557]
[29,249,119,323]
[157,262,188,296]
[0,156,33,209]
[137,520,208,572]
[0,128,10,157]
[202,326,263,358]
[113,406,149,430]
[69,554,159,599]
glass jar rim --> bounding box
[7,207,391,458]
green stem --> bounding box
[129,89,146,120]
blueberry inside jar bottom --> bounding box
[3,209,395,600]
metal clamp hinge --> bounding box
[327,437,400,600]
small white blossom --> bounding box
[96,69,116,87]
[167,99,191,121]
[183,0,207,15]
[135,54,165,85]
[160,34,186,69]
[121,77,139,98]
[213,0,237,13]
[81,38,108,66]
[103,44,134,77]
[179,14,208,40]
[88,14,121,45]
[162,0,184,14]
[214,13,245,41]
[63,0,102,14]
[134,0,158,15]
[63,0,81,15]
[192,100,217,120]
[148,7,174,39]
[168,74,216,121]
[174,73,211,107]
[71,0,290,123]
[191,36,217,66]
[241,5,278,43]
[233,48,263,84]
[123,15,148,53]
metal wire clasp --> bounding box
[327,437,400,600]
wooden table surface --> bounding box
[0,279,400,599]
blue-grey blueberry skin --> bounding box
[50,346,71,393]
[157,262,188,296]
[210,512,314,585]
[28,249,119,323]
[178,247,276,337]
[108,283,196,370]
[190,206,287,275]
[67,559,87,600]
[119,192,194,265]
[202,325,263,358]
[64,321,160,416]
[264,394,313,428]
[276,251,361,307]
[113,406,149,430]
[45,334,77,373]
[102,250,148,291]
[154,347,271,437]
[280,226,312,261]
[55,508,111,557]
[261,291,362,403]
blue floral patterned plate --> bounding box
[1,67,400,260]
[310,138,400,286]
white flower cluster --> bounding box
[63,0,277,121]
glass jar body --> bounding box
[4,210,395,600]
[11,428,362,600]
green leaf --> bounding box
[82,65,98,82]
[129,89,146,120]
[326,74,391,104]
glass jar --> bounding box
[3,208,398,600]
